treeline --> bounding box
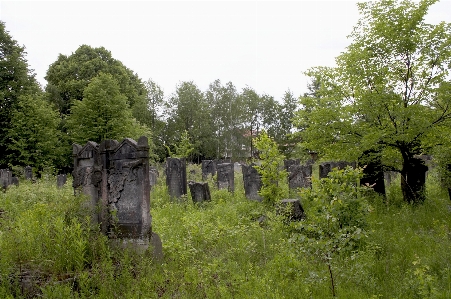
[0,23,301,173]
[2,0,451,204]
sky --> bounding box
[1,0,451,101]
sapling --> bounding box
[252,131,288,205]
[291,166,370,297]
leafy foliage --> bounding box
[7,94,63,172]
[0,167,451,297]
[253,131,288,205]
[65,73,150,144]
[294,0,451,203]
[291,166,370,296]
[45,44,146,118]
[0,21,41,168]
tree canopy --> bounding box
[0,21,41,168]
[294,0,451,203]
[65,73,149,145]
[45,44,147,118]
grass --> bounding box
[0,165,450,298]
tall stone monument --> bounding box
[24,166,33,180]
[242,163,262,201]
[73,137,156,251]
[166,158,187,199]
[288,164,312,190]
[217,163,234,192]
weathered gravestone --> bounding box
[277,199,305,221]
[284,159,300,173]
[24,166,33,180]
[242,163,263,201]
[217,163,234,192]
[57,174,67,188]
[319,161,356,179]
[1,169,13,190]
[73,141,102,224]
[188,181,211,203]
[288,164,312,190]
[73,137,157,254]
[11,176,19,187]
[103,137,151,240]
[202,160,216,180]
[166,158,187,199]
[149,166,159,189]
[0,169,19,191]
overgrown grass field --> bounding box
[0,166,450,298]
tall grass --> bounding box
[0,166,450,298]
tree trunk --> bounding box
[401,156,428,204]
[359,150,386,196]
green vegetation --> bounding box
[0,166,450,298]
[294,0,451,203]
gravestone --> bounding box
[74,137,157,253]
[188,181,211,203]
[2,170,19,189]
[384,171,398,186]
[11,177,19,187]
[102,137,151,240]
[73,141,102,224]
[166,158,187,198]
[242,163,262,201]
[24,166,33,180]
[288,164,312,189]
[277,199,305,221]
[202,160,216,180]
[217,163,234,192]
[57,174,67,188]
[149,166,159,189]
[319,163,332,179]
[1,169,12,190]
[284,159,300,173]
[319,161,356,179]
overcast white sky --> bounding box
[1,0,451,101]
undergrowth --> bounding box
[0,166,450,298]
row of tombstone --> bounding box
[164,158,362,203]
[1,166,67,190]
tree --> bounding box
[7,94,63,172]
[206,79,245,159]
[294,0,451,203]
[166,81,215,161]
[278,90,300,157]
[253,130,288,205]
[0,21,41,168]
[143,79,167,161]
[45,45,146,119]
[240,87,263,159]
[65,73,149,144]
